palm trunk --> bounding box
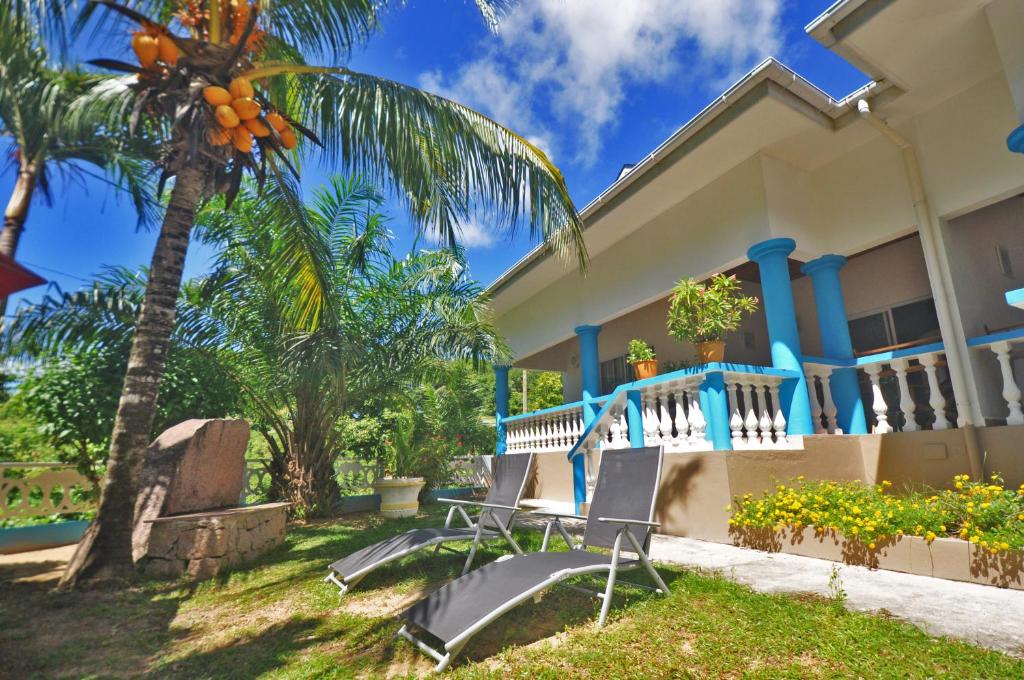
[285,389,342,517]
[0,161,40,316]
[59,165,207,589]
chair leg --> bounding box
[461,522,487,575]
[598,531,624,627]
[624,531,670,595]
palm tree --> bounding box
[59,0,584,588]
[195,176,506,516]
[0,5,156,314]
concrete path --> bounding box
[648,533,1024,657]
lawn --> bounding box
[1,505,1022,679]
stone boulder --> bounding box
[133,419,250,561]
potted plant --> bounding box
[627,339,658,380]
[666,273,758,363]
[374,412,427,518]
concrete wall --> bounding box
[520,426,1024,544]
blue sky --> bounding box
[2,0,870,311]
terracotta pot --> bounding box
[373,477,426,518]
[695,340,725,363]
[632,359,658,380]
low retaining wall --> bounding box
[731,525,1024,591]
[137,502,289,580]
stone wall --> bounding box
[137,503,288,580]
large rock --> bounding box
[132,419,250,561]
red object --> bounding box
[0,253,46,296]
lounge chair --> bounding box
[397,446,669,672]
[325,452,535,596]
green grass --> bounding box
[1,505,1021,679]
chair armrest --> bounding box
[596,517,661,528]
[436,498,522,512]
[531,510,588,521]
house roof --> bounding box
[485,0,1000,305]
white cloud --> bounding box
[419,0,782,166]
[425,217,498,250]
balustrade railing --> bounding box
[805,341,954,434]
[968,327,1024,426]
[1,463,97,521]
[549,363,800,463]
[242,455,491,503]
[503,400,604,453]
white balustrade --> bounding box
[724,373,794,449]
[503,404,587,453]
[966,333,1024,427]
[805,347,953,434]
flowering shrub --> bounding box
[729,474,1024,554]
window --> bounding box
[848,297,940,354]
[600,354,630,396]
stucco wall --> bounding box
[515,427,1023,544]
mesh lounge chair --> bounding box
[397,446,669,672]
[324,452,535,596]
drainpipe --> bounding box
[856,99,984,480]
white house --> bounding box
[486,0,1024,525]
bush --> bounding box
[729,474,1024,554]
[626,339,656,364]
[666,273,758,344]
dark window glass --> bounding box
[891,298,940,345]
[849,313,890,354]
[600,354,629,396]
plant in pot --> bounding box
[666,273,758,363]
[374,411,430,519]
[626,339,658,380]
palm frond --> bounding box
[282,69,586,269]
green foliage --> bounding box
[377,361,495,487]
[666,273,758,344]
[730,474,1024,553]
[193,176,506,512]
[505,369,565,416]
[626,338,655,364]
[0,400,56,463]
[2,268,241,474]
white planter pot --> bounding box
[373,477,426,518]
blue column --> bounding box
[494,365,510,455]
[801,255,867,434]
[574,325,602,512]
[699,372,732,450]
[746,238,814,435]
[626,390,645,448]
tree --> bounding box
[3,267,240,479]
[0,5,155,313]
[503,368,565,416]
[60,0,584,587]
[194,176,506,516]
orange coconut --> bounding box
[244,118,271,137]
[215,104,241,128]
[203,86,232,106]
[131,32,159,69]
[279,128,298,149]
[231,97,260,120]
[264,112,287,131]
[156,34,180,66]
[228,77,254,100]
[231,127,253,153]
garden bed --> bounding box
[730,524,1024,590]
[729,474,1024,590]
